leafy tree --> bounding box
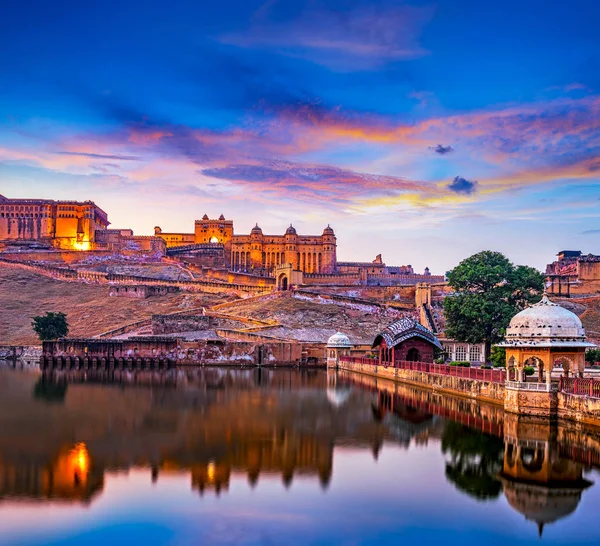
[489,346,506,368]
[444,251,544,362]
[31,312,69,341]
[585,348,600,364]
[441,421,504,501]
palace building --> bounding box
[155,216,337,274]
[0,195,442,285]
[0,194,109,250]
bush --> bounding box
[524,366,535,376]
[480,365,492,370]
[31,312,69,341]
[449,361,471,367]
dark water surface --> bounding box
[1,364,600,546]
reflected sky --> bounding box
[1,366,600,545]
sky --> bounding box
[0,0,599,273]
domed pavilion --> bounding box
[499,294,595,386]
[326,332,352,368]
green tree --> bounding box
[31,312,69,341]
[585,348,600,364]
[444,251,544,361]
[489,346,506,368]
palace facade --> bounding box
[155,215,337,274]
[0,194,109,250]
[546,250,600,296]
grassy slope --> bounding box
[0,265,236,345]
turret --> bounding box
[250,224,263,270]
[321,225,337,274]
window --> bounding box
[455,346,467,361]
[470,345,481,362]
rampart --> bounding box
[0,258,273,295]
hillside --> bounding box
[215,293,415,344]
[0,265,237,345]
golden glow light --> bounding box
[73,240,91,251]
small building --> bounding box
[372,318,442,365]
[499,294,595,386]
[326,332,352,368]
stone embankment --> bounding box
[339,359,505,404]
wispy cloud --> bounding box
[53,151,141,161]
[220,2,433,69]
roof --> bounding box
[499,294,596,348]
[372,318,442,350]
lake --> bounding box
[1,364,599,546]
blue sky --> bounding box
[1,0,599,271]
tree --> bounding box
[489,346,506,368]
[444,251,544,361]
[586,348,600,364]
[31,312,69,341]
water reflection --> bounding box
[1,366,600,543]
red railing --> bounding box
[559,377,600,398]
[339,356,506,383]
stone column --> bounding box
[517,367,523,382]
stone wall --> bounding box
[558,392,600,426]
[178,340,305,365]
[108,285,180,299]
[338,360,505,404]
[0,258,273,296]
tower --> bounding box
[250,223,264,270]
[284,224,298,269]
[321,225,337,274]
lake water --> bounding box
[1,364,600,546]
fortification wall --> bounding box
[0,258,272,296]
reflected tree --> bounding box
[441,421,504,500]
[33,376,68,403]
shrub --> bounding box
[449,361,471,367]
[524,366,535,376]
[480,365,492,369]
[31,312,69,341]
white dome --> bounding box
[327,332,352,348]
[501,295,593,348]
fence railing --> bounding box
[560,377,600,399]
[506,381,556,392]
[339,356,506,383]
